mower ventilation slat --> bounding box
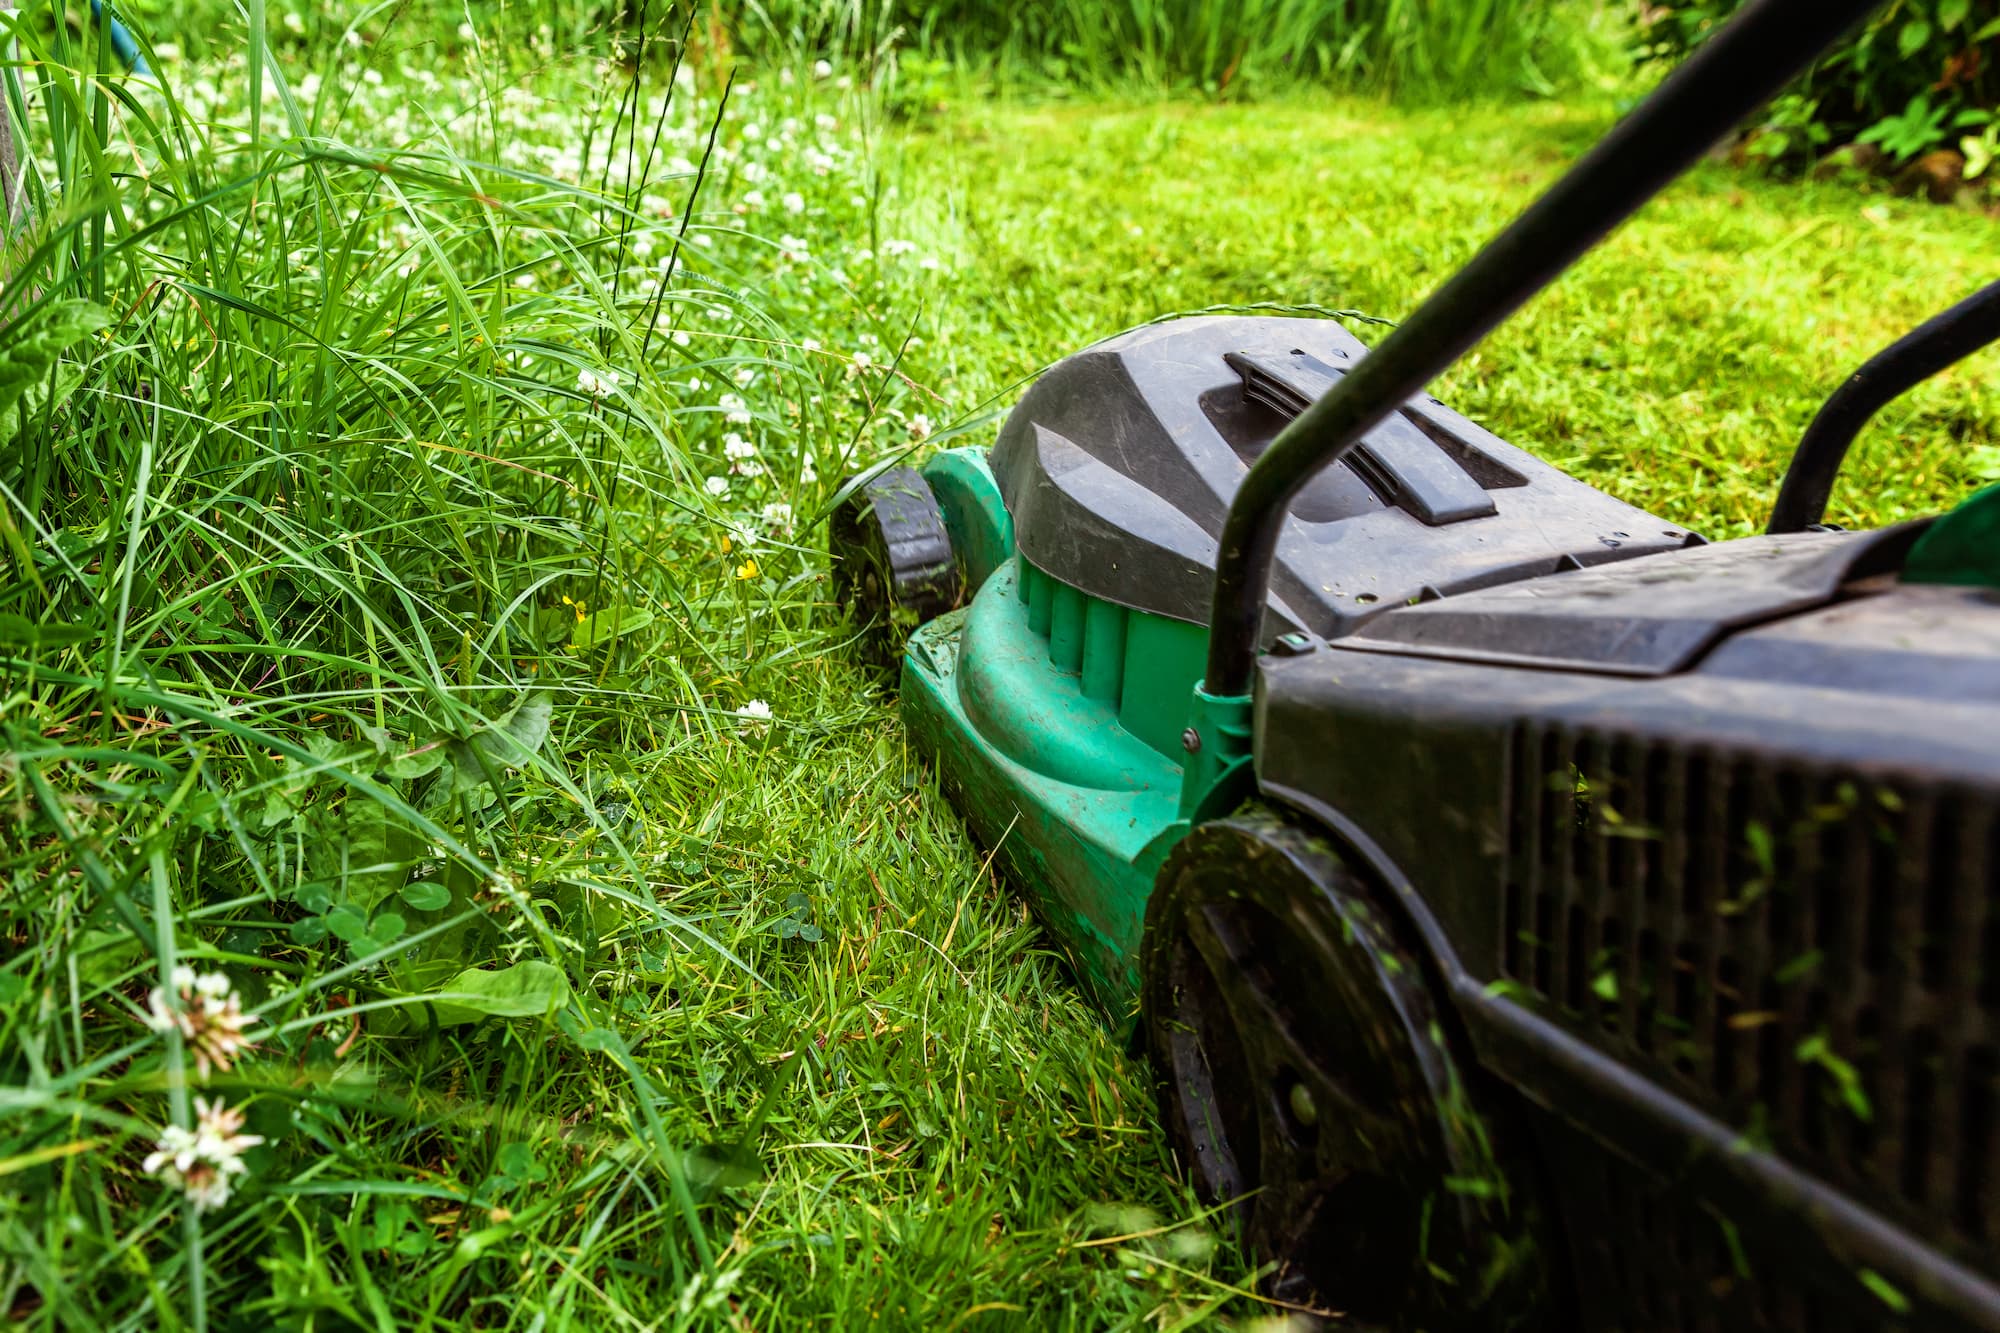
[1500,723,2000,1277]
[1225,349,1496,526]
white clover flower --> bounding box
[673,330,693,347]
[733,459,765,478]
[742,161,768,184]
[723,432,757,461]
[704,476,730,497]
[513,272,535,289]
[733,367,756,387]
[801,457,819,484]
[692,234,713,249]
[813,59,833,79]
[577,367,620,398]
[743,189,766,211]
[881,238,918,257]
[779,235,810,263]
[800,337,822,354]
[282,11,304,33]
[850,350,873,375]
[761,502,794,532]
[631,233,655,258]
[908,413,933,443]
[144,969,254,1080]
[814,113,837,132]
[781,191,805,215]
[143,1123,201,1177]
[144,1097,263,1214]
[719,393,753,425]
[920,255,942,272]
[733,699,773,734]
[743,122,763,141]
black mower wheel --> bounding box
[1140,809,1560,1331]
[829,467,960,669]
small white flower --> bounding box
[732,459,765,478]
[513,272,535,289]
[733,367,756,387]
[192,1096,263,1166]
[919,255,942,272]
[761,502,794,532]
[812,59,833,79]
[882,239,918,257]
[672,330,692,347]
[734,700,773,734]
[781,191,805,215]
[704,476,730,497]
[143,1124,201,1177]
[850,351,873,375]
[908,413,933,443]
[801,458,819,484]
[719,393,753,425]
[144,1097,263,1214]
[692,234,714,249]
[723,432,757,461]
[577,367,620,398]
[742,189,766,211]
[144,969,254,1080]
[743,122,763,141]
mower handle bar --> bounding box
[1767,276,2000,534]
[1201,0,1882,699]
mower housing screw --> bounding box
[1181,727,1202,753]
[1272,632,1315,657]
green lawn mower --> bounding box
[830,2,2000,1328]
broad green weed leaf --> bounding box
[399,881,450,911]
[569,605,654,651]
[420,960,571,1026]
[0,299,109,426]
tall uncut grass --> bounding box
[732,0,1599,99]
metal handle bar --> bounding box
[1768,277,2000,534]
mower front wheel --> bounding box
[1140,809,1560,1330]
[829,466,961,670]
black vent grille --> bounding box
[1501,723,2000,1262]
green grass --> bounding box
[891,96,2000,533]
[5,10,2000,1332]
[732,0,1611,101]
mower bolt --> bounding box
[1181,727,1202,754]
[1272,632,1315,657]
[1288,1081,1318,1128]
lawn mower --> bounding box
[829,1,2000,1327]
